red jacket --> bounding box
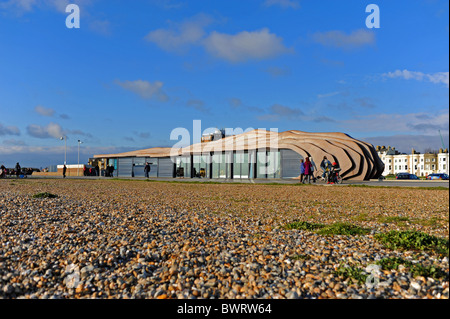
[304,161,312,175]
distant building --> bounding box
[93,129,385,180]
[376,146,449,176]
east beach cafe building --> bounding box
[92,129,384,181]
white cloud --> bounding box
[312,29,375,49]
[25,122,92,140]
[382,70,449,87]
[265,66,291,77]
[65,129,93,138]
[343,110,449,135]
[362,133,449,154]
[1,0,107,33]
[26,122,64,139]
[0,123,21,136]
[270,104,304,117]
[203,28,292,63]
[115,79,169,102]
[145,14,213,53]
[0,0,93,13]
[34,105,56,117]
[257,104,304,121]
[145,16,291,63]
[88,19,112,36]
[354,97,376,109]
[0,0,37,12]
[186,99,210,113]
[228,98,264,113]
[317,91,340,99]
[228,98,242,108]
[263,0,300,9]
[46,0,71,13]
[149,0,184,10]
[2,138,26,146]
[34,105,71,119]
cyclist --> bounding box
[328,161,342,184]
[320,156,332,181]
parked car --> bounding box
[396,172,419,180]
[426,173,449,180]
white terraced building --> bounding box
[376,146,449,177]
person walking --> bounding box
[15,162,21,178]
[309,157,317,183]
[299,159,305,183]
[63,164,67,178]
[144,162,151,178]
[304,157,313,184]
[320,156,332,181]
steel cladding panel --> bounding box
[117,157,133,177]
[158,158,174,177]
[281,149,303,178]
[147,157,158,178]
[133,157,146,178]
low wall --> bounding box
[33,168,85,177]
[32,172,61,177]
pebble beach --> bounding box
[0,178,448,299]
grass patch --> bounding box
[334,264,368,285]
[316,222,371,236]
[376,257,448,280]
[283,221,325,231]
[374,230,449,256]
[414,217,446,227]
[283,221,370,236]
[335,256,448,285]
[32,192,58,199]
[354,213,370,222]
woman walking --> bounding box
[299,159,305,183]
[304,157,313,184]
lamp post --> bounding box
[60,135,67,165]
[77,140,83,176]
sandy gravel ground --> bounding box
[0,179,448,299]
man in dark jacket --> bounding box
[144,162,151,178]
[320,156,332,181]
[15,162,21,178]
[108,165,114,177]
[63,165,67,178]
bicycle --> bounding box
[329,167,343,184]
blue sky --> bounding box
[0,0,448,168]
